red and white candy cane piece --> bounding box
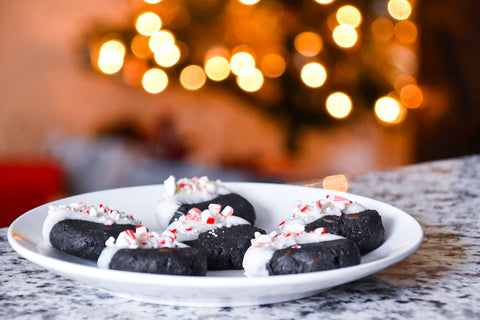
[187,207,202,221]
[124,229,137,245]
[208,203,222,214]
[332,195,350,203]
[201,210,216,224]
[136,225,148,237]
[220,205,234,217]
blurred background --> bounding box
[1,0,479,225]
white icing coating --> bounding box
[166,204,250,242]
[286,195,366,226]
[155,176,230,228]
[243,229,344,277]
[42,202,141,246]
[97,225,188,269]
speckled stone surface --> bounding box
[2,156,479,319]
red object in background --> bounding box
[0,161,65,227]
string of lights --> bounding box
[87,0,423,131]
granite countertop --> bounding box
[1,155,479,319]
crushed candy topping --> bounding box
[166,204,249,242]
[164,175,221,197]
[47,202,141,226]
[105,226,186,249]
[250,228,332,250]
[289,194,366,224]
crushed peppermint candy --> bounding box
[163,175,222,197]
[289,195,366,224]
[156,175,230,229]
[104,225,187,249]
[166,204,249,242]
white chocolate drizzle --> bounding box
[42,202,141,246]
[156,176,230,228]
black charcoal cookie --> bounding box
[242,229,361,277]
[166,203,263,270]
[49,219,136,260]
[286,195,385,254]
[305,209,384,254]
[156,176,256,228]
[98,227,207,276]
[183,224,266,270]
[42,202,141,261]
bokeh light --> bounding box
[180,65,207,90]
[326,92,352,119]
[315,0,335,4]
[261,53,286,78]
[136,12,162,36]
[394,73,416,93]
[301,62,327,88]
[333,24,358,48]
[371,18,394,41]
[153,43,180,67]
[336,5,362,28]
[394,20,417,43]
[237,68,264,92]
[238,0,261,5]
[400,84,423,109]
[131,35,152,59]
[149,30,175,52]
[205,56,230,81]
[97,40,126,74]
[230,52,256,76]
[294,32,323,57]
[142,68,168,93]
[144,0,162,3]
[374,96,404,123]
[388,0,412,21]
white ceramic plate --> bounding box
[8,182,423,307]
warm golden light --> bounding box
[388,0,412,21]
[326,92,352,119]
[333,24,358,48]
[131,35,152,59]
[205,45,230,60]
[149,30,175,52]
[261,53,286,78]
[394,74,416,93]
[315,0,335,4]
[294,32,323,57]
[336,5,362,28]
[374,97,404,123]
[144,0,162,3]
[180,65,206,90]
[97,40,126,74]
[322,174,349,192]
[230,52,256,76]
[237,68,264,92]
[142,68,168,93]
[238,0,261,5]
[136,12,162,36]
[205,56,230,81]
[153,43,180,67]
[394,20,417,43]
[371,18,394,41]
[400,84,423,109]
[301,62,327,88]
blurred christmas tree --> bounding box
[85,0,422,149]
